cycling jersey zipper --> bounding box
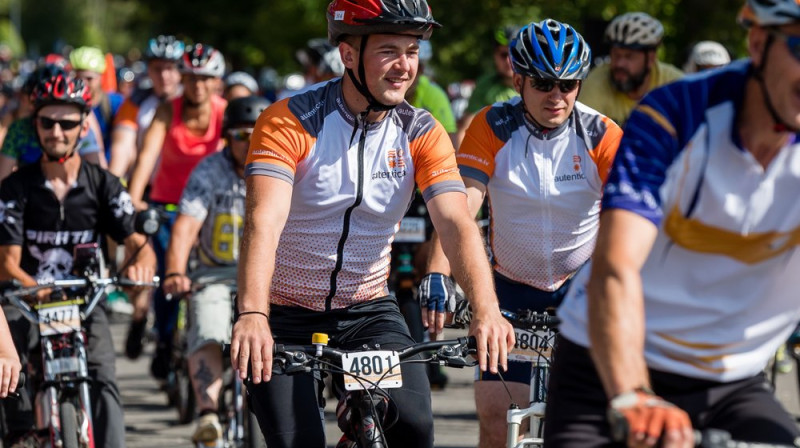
[325,116,368,311]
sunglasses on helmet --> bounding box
[37,116,83,131]
[228,128,254,142]
[529,78,580,94]
[769,30,800,63]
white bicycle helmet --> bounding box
[180,43,226,78]
[605,12,664,49]
[685,41,731,72]
[738,0,800,27]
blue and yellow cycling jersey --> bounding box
[560,60,800,382]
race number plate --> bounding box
[509,329,553,363]
[46,357,81,375]
[394,217,426,243]
[341,350,402,391]
[38,304,81,336]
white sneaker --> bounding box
[192,413,223,447]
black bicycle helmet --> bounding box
[145,35,185,61]
[224,96,271,129]
[32,72,92,113]
[327,0,441,44]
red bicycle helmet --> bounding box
[327,0,441,44]
[32,72,92,113]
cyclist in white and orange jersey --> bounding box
[422,19,621,448]
[548,0,800,446]
[229,1,514,447]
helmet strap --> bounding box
[345,35,396,115]
[753,34,799,133]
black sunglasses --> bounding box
[530,78,580,94]
[770,29,800,63]
[37,116,82,131]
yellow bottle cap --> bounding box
[312,333,329,345]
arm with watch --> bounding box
[586,208,694,448]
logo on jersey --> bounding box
[29,245,73,283]
[573,155,582,172]
[111,191,135,219]
[0,200,17,224]
[387,149,406,169]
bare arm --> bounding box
[85,114,107,169]
[231,175,293,384]
[454,112,476,149]
[0,155,16,186]
[0,245,37,287]
[426,190,514,373]
[108,127,137,179]
[587,208,658,397]
[0,308,20,397]
[128,102,171,209]
[427,178,487,274]
[162,214,203,296]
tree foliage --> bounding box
[12,0,749,84]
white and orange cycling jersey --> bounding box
[458,97,621,291]
[559,60,800,382]
[113,88,163,148]
[246,79,464,312]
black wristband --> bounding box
[238,311,268,320]
[164,272,185,280]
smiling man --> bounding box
[580,12,683,126]
[230,1,514,447]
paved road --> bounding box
[113,315,800,448]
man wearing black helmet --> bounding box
[162,95,270,447]
[549,1,800,446]
[0,72,156,448]
[424,19,621,448]
[231,1,514,447]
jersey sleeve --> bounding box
[588,116,623,185]
[99,171,136,243]
[0,174,26,246]
[456,106,504,185]
[113,99,139,130]
[409,114,465,202]
[602,85,685,225]
[179,156,215,223]
[245,99,315,185]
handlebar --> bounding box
[692,429,797,448]
[165,266,238,301]
[447,300,560,332]
[2,275,160,325]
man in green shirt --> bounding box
[456,25,520,146]
[580,12,683,126]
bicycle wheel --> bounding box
[59,401,80,448]
[176,361,195,424]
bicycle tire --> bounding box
[59,401,80,448]
[176,363,195,424]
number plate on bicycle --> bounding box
[341,350,402,391]
[37,303,81,336]
[46,357,81,375]
[510,329,553,362]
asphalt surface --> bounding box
[113,316,800,448]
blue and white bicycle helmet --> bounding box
[145,35,185,61]
[510,19,592,80]
[738,0,800,27]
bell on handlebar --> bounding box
[134,209,161,236]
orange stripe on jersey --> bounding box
[247,99,316,174]
[457,106,505,180]
[113,99,140,129]
[588,116,623,185]
[410,120,461,193]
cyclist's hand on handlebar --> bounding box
[163,274,191,297]
[608,388,694,448]
[419,273,457,335]
[124,264,156,292]
[468,306,514,374]
[0,354,21,398]
[230,312,273,384]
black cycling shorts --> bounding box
[544,336,800,447]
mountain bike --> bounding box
[448,301,559,448]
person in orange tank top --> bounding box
[126,43,227,383]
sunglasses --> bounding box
[37,116,82,131]
[529,78,580,94]
[228,128,254,142]
[770,29,800,62]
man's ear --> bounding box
[513,73,524,94]
[340,37,360,70]
[80,114,90,138]
[748,26,769,67]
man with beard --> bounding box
[580,12,683,126]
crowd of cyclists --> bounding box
[0,0,798,447]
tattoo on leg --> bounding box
[194,360,214,405]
